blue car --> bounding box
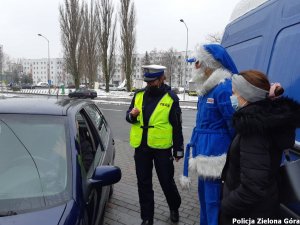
[0,97,121,225]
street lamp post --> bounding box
[38,33,51,94]
[180,19,188,100]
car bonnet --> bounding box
[0,203,66,225]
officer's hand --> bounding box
[130,108,140,117]
[173,150,184,162]
[174,157,183,162]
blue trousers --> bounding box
[198,178,221,225]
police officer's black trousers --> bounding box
[134,147,181,221]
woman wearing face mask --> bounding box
[219,70,300,224]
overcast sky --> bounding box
[0,0,241,59]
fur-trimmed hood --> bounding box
[233,97,300,150]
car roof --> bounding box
[0,97,92,116]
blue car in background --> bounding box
[0,97,121,225]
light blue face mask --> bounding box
[230,95,239,111]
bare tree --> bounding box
[80,34,89,87]
[148,49,161,64]
[206,32,222,43]
[21,74,33,84]
[59,0,85,88]
[141,51,150,65]
[82,0,100,88]
[175,60,184,87]
[144,48,184,87]
[3,53,11,73]
[119,0,136,91]
[97,0,117,92]
[160,48,177,87]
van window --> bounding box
[267,24,300,140]
[226,37,262,71]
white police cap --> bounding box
[142,64,167,82]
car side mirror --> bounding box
[88,165,121,187]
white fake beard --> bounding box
[191,67,207,86]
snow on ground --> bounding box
[96,90,133,99]
[177,93,198,102]
[0,93,22,98]
[96,89,198,102]
[94,90,198,109]
[0,89,198,102]
[1,90,198,110]
[70,89,198,102]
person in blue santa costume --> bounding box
[180,44,238,225]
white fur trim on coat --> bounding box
[179,175,191,190]
[189,154,227,179]
[197,68,232,96]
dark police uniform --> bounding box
[126,84,184,222]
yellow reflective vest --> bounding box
[130,91,174,149]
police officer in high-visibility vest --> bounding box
[126,65,184,225]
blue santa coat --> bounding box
[193,78,235,156]
[183,73,235,180]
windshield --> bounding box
[0,114,71,214]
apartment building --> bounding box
[21,50,194,87]
[22,58,73,85]
[111,51,194,87]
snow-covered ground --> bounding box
[0,89,198,109]
[4,88,198,102]
[95,89,198,102]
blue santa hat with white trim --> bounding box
[203,44,238,74]
[192,44,238,74]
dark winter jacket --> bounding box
[220,97,300,224]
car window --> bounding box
[76,110,102,177]
[84,104,110,150]
[0,115,70,213]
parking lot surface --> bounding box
[103,139,200,225]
